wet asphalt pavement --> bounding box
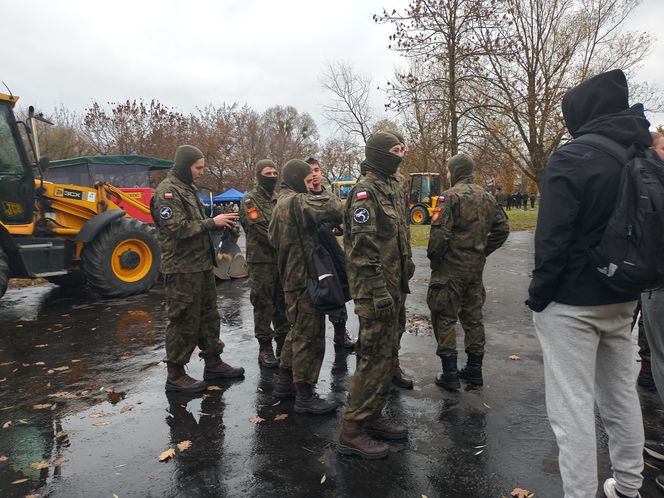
[1,231,663,498]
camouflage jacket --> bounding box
[344,171,410,299]
[152,172,216,274]
[239,185,277,264]
[427,178,509,278]
[393,172,413,259]
[268,187,343,293]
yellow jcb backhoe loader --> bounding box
[0,91,160,299]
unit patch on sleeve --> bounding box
[353,207,370,224]
[160,206,173,220]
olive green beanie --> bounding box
[172,145,204,184]
[281,159,311,193]
[447,153,475,185]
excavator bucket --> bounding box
[213,232,248,280]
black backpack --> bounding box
[574,133,664,294]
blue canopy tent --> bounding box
[212,188,244,204]
[197,193,213,205]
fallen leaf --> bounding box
[93,421,112,427]
[0,361,16,366]
[118,355,129,360]
[90,327,98,331]
[26,494,39,498]
[11,478,28,484]
[321,473,327,484]
[206,385,223,391]
[274,414,288,421]
[52,456,65,466]
[0,378,5,382]
[52,366,69,372]
[509,355,521,361]
[89,412,106,418]
[22,363,30,367]
[55,431,68,439]
[158,448,176,462]
[511,488,534,498]
[0,455,7,462]
[177,440,192,452]
[33,404,53,410]
[71,359,81,363]
[30,461,50,470]
[35,344,48,348]
[17,419,28,424]
[106,389,126,404]
[483,403,493,409]
[33,362,45,366]
[120,405,134,414]
[249,416,265,424]
[48,392,78,399]
[2,420,11,429]
[113,494,119,498]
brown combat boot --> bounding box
[364,417,408,440]
[258,339,278,369]
[273,367,296,398]
[165,363,207,393]
[199,352,245,381]
[391,358,414,389]
[294,382,337,415]
[333,325,356,350]
[337,420,389,459]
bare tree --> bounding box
[262,105,319,168]
[319,136,363,182]
[473,0,653,186]
[321,62,374,144]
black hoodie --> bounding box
[527,70,652,311]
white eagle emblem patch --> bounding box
[353,207,370,224]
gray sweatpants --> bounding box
[533,300,643,498]
[643,290,664,399]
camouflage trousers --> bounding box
[247,262,289,342]
[163,270,224,365]
[344,295,401,422]
[279,290,326,385]
[427,273,486,358]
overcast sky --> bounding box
[3,0,663,135]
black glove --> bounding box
[373,287,395,320]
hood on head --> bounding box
[172,145,204,185]
[447,153,475,185]
[281,159,311,193]
[562,69,629,138]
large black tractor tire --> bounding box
[0,246,8,299]
[410,205,430,225]
[46,270,86,288]
[81,218,160,298]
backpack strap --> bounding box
[572,133,632,164]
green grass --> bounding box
[409,208,538,247]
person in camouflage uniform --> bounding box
[268,159,343,415]
[337,131,411,460]
[426,153,509,391]
[305,157,355,351]
[152,145,245,393]
[239,159,289,368]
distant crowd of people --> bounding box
[495,190,537,210]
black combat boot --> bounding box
[165,363,207,393]
[275,335,286,359]
[273,367,295,398]
[337,420,389,459]
[258,339,278,368]
[436,355,460,391]
[638,358,656,389]
[293,382,337,415]
[333,324,356,350]
[458,352,484,386]
[391,358,414,389]
[199,352,245,381]
[364,416,408,440]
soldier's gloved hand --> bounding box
[373,287,394,320]
[406,258,415,280]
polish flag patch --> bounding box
[164,192,173,199]
[356,191,368,200]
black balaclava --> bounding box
[255,159,278,195]
[172,145,204,185]
[281,159,311,193]
[361,131,402,177]
[447,153,475,186]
